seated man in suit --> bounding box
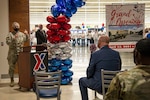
[79,35,122,100]
[105,38,150,100]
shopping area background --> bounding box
[30,26,150,48]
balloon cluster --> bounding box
[48,57,73,84]
[47,42,72,60]
[46,15,71,43]
[51,0,86,18]
[46,15,73,85]
[46,0,86,85]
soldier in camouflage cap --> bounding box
[6,22,29,87]
[105,38,150,100]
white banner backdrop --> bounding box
[106,3,145,52]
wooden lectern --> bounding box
[18,46,48,90]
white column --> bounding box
[0,0,9,80]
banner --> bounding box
[106,4,145,50]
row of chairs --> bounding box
[34,69,124,100]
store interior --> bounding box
[0,0,150,100]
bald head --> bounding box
[38,24,43,30]
[98,35,110,48]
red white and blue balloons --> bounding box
[47,0,86,85]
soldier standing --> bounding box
[6,22,29,87]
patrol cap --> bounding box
[136,38,150,56]
[12,22,20,29]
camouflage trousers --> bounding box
[7,52,18,78]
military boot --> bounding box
[10,77,14,87]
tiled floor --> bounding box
[0,46,135,100]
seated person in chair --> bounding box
[105,38,150,100]
[79,35,122,100]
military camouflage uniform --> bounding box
[6,31,28,78]
[105,65,150,100]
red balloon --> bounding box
[46,16,56,23]
[48,35,61,43]
[66,31,71,35]
[47,36,53,43]
[66,18,70,22]
[46,24,51,29]
[53,35,61,42]
[50,23,61,30]
[57,15,67,23]
[62,35,71,42]
[58,30,67,36]
[102,23,104,26]
[46,30,55,36]
[63,23,71,30]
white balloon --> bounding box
[58,42,70,48]
[63,47,72,53]
[60,53,72,60]
[54,48,62,54]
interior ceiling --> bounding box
[29,0,150,27]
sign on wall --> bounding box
[106,4,145,50]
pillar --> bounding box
[9,0,30,73]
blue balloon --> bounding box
[60,65,69,71]
[65,0,72,9]
[48,66,58,72]
[68,64,72,69]
[147,33,150,38]
[64,0,77,15]
[61,79,68,85]
[56,0,66,7]
[66,76,72,82]
[61,76,72,85]
[63,59,72,65]
[100,27,104,31]
[51,5,61,17]
[60,8,66,14]
[61,76,70,85]
[48,60,52,64]
[82,1,86,6]
[51,59,62,66]
[64,70,73,77]
[70,5,77,14]
[69,76,72,81]
[63,9,72,18]
[73,0,83,7]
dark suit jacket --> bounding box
[35,29,47,51]
[86,45,122,93]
